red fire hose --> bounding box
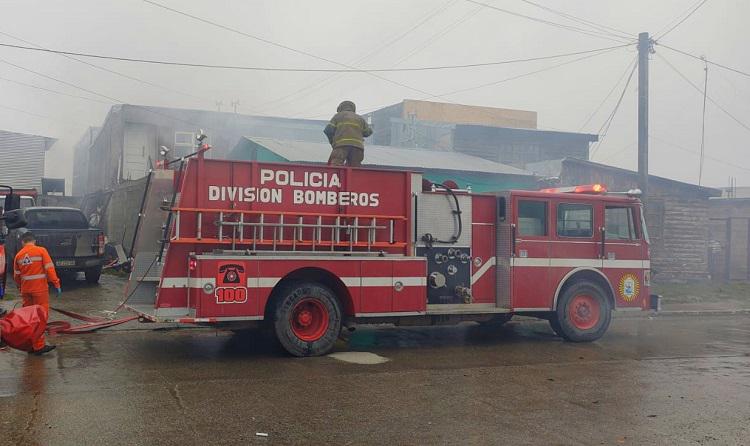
[47,307,137,335]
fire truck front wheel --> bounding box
[273,282,342,357]
[553,281,612,342]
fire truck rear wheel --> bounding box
[273,282,342,357]
[553,281,611,342]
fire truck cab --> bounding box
[126,144,651,356]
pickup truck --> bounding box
[4,207,106,284]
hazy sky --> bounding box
[1,0,748,189]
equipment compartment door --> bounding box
[360,260,394,313]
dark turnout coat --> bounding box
[323,101,373,150]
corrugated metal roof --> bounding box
[243,136,533,176]
[529,157,721,196]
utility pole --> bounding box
[637,32,652,202]
[216,100,223,112]
[698,56,708,186]
[231,99,240,114]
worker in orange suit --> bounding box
[13,232,61,355]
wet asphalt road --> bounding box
[1,275,749,445]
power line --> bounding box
[655,0,711,40]
[141,0,436,99]
[391,4,483,67]
[517,0,634,41]
[579,55,637,132]
[650,133,750,173]
[0,103,76,126]
[0,56,122,103]
[0,39,634,73]
[589,59,638,158]
[321,44,629,119]
[291,2,480,118]
[657,53,750,133]
[656,43,750,79]
[295,2,478,118]
[142,0,345,68]
[597,141,636,163]
[433,44,629,99]
[0,30,212,105]
[251,0,459,114]
[0,55,223,131]
[465,0,633,43]
[0,74,111,105]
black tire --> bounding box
[84,266,102,284]
[273,282,342,357]
[553,281,612,342]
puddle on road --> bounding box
[328,352,390,365]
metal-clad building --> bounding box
[368,100,537,147]
[0,129,56,190]
[72,127,100,197]
[453,125,598,168]
[366,100,598,169]
[80,105,327,195]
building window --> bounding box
[518,200,547,236]
[606,206,636,240]
[175,131,206,157]
[175,131,194,146]
[557,203,593,238]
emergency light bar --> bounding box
[540,184,607,194]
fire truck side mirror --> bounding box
[4,193,20,212]
[2,209,27,230]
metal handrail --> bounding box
[169,207,401,252]
[171,206,407,221]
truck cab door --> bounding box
[600,203,647,308]
[511,198,551,310]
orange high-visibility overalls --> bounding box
[13,243,61,351]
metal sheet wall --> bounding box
[0,130,47,190]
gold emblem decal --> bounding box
[618,273,640,302]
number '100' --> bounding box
[215,287,248,304]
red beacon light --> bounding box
[540,184,608,194]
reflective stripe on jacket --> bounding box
[13,244,61,293]
[324,107,373,150]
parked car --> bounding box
[4,207,106,284]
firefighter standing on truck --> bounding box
[13,232,61,355]
[324,100,373,167]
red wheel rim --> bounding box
[568,294,600,330]
[290,298,329,342]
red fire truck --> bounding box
[126,139,652,356]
